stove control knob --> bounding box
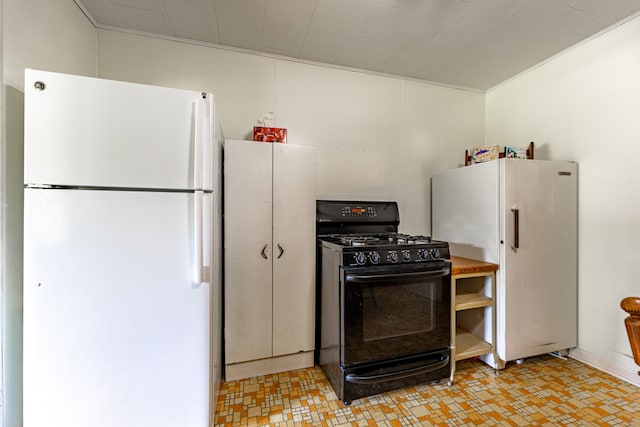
[388,251,398,263]
[418,249,429,260]
[369,251,381,264]
[354,252,367,265]
[402,251,412,262]
[429,248,441,259]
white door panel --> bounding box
[272,144,316,356]
[501,160,578,360]
[23,189,211,427]
[223,140,273,363]
[211,190,223,404]
[24,69,212,190]
[431,161,500,263]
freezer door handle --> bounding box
[194,93,214,191]
[511,208,519,252]
[261,244,269,260]
[194,96,204,190]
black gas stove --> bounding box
[316,200,452,405]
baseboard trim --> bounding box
[225,351,314,382]
[569,348,640,388]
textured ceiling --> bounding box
[75,0,640,90]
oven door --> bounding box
[341,261,451,367]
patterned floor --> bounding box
[215,355,640,426]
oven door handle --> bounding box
[345,267,450,283]
[345,354,450,384]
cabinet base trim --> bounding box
[225,351,314,381]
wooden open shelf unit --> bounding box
[449,256,500,385]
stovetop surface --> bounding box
[319,232,446,248]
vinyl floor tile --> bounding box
[215,355,640,426]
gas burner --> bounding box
[381,233,433,245]
[349,238,372,247]
[339,235,380,247]
[401,234,433,244]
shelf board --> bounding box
[455,294,492,311]
[455,329,492,361]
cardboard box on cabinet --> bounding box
[253,126,287,143]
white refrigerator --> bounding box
[432,159,578,367]
[23,69,223,426]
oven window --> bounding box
[362,282,435,341]
[342,265,451,366]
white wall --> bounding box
[96,29,485,236]
[2,0,98,425]
[0,0,4,423]
[4,0,97,88]
[486,15,640,386]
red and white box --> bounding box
[253,126,287,143]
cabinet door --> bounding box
[272,144,316,356]
[224,140,273,364]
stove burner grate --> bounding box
[327,233,434,247]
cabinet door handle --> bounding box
[277,243,284,259]
[260,244,268,259]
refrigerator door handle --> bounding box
[511,208,519,252]
[194,93,214,191]
[203,93,215,191]
[193,191,204,284]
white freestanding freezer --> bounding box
[432,159,578,367]
[23,69,223,427]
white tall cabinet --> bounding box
[224,139,316,381]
